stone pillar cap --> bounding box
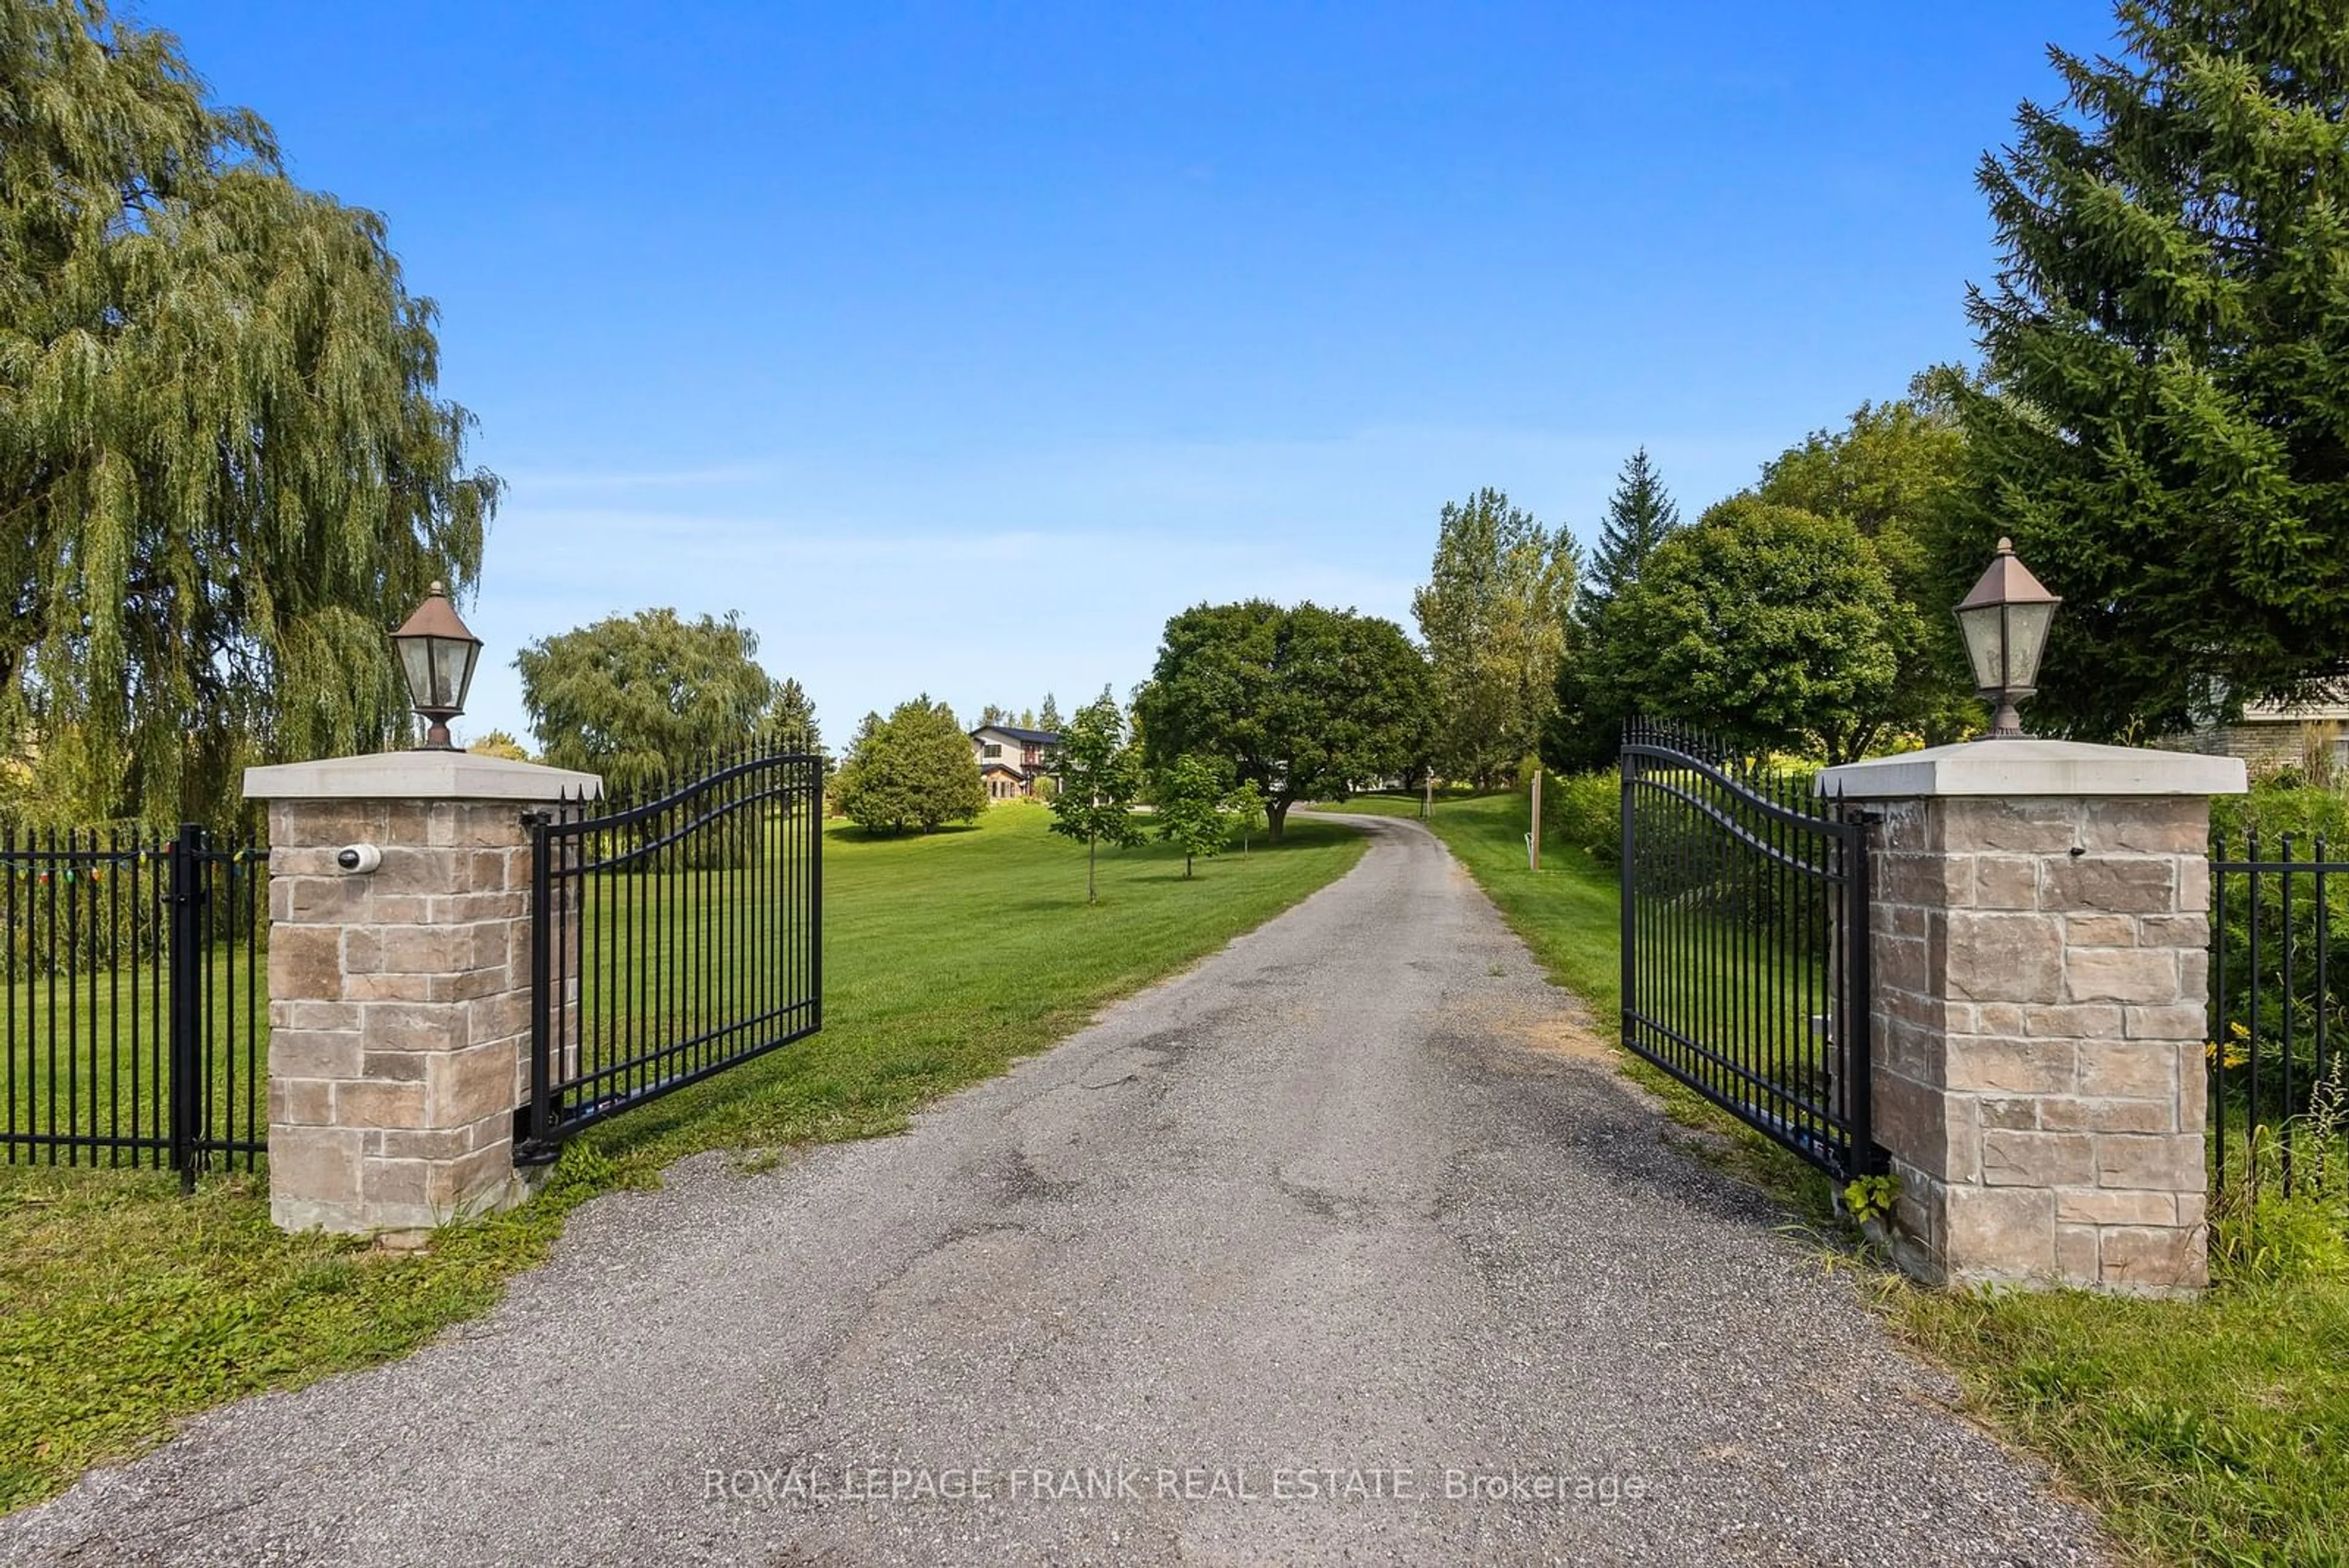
[244,749,603,803]
[1817,739,2246,800]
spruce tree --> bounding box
[1543,450,1678,773]
[1574,449,1680,630]
[766,678,822,754]
[1953,1,2349,738]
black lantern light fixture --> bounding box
[1954,538,2061,740]
[390,581,483,751]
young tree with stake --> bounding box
[1153,754,1230,878]
[1047,689,1148,902]
[1225,778,1266,854]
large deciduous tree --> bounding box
[829,695,987,834]
[514,609,780,797]
[1137,600,1431,840]
[1,0,499,825]
[1759,385,1964,551]
[1756,383,1977,743]
[466,729,530,762]
[1047,688,1148,901]
[1412,488,1578,787]
[1598,499,1912,764]
[1951,0,2349,738]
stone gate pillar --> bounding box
[1819,741,2244,1296]
[244,751,600,1237]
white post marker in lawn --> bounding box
[1820,739,2244,1295]
[1529,767,1542,872]
[244,750,599,1238]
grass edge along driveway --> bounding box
[1328,789,2349,1568]
[0,804,1368,1514]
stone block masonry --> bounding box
[1821,740,2244,1297]
[246,752,600,1237]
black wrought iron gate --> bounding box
[514,749,823,1162]
[1619,720,1879,1180]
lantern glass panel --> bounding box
[432,636,479,712]
[398,637,438,710]
[1958,603,2007,691]
[2002,600,2057,693]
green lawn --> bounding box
[0,804,1367,1512]
[1325,789,2349,1568]
[5,945,268,1172]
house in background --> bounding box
[970,723,1059,801]
[2162,696,2349,774]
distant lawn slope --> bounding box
[0,804,1368,1512]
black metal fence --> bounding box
[514,749,823,1161]
[1620,719,1877,1180]
[2210,833,2348,1195]
[2,823,267,1189]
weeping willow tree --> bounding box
[0,0,499,827]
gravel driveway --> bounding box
[1,812,2107,1566]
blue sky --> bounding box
[154,0,2117,745]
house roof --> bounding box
[2240,699,2349,723]
[971,724,1060,745]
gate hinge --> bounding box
[511,1102,562,1166]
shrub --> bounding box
[833,697,987,834]
[2212,779,2349,848]
[1541,770,1622,865]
